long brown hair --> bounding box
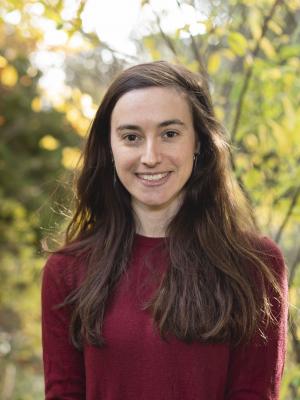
[57,61,283,349]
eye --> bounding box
[163,130,178,139]
[123,134,139,143]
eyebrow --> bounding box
[116,119,186,132]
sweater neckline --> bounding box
[134,233,166,247]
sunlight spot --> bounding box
[4,10,21,25]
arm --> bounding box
[41,254,86,399]
[225,237,288,400]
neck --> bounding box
[132,198,182,238]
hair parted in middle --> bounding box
[59,60,283,350]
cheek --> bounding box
[113,151,136,176]
[176,150,194,171]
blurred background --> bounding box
[0,0,299,398]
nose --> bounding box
[140,139,162,167]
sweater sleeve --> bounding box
[41,254,86,399]
[224,237,288,400]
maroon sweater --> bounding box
[41,235,288,400]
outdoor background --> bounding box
[0,0,299,398]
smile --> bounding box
[136,172,169,181]
[135,172,171,186]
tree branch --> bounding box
[175,0,208,77]
[40,0,140,62]
[288,246,300,288]
[289,314,300,364]
[275,186,300,243]
[153,10,178,57]
[230,0,284,143]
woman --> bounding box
[42,61,288,399]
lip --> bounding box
[135,172,172,187]
[135,172,171,175]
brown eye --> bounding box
[163,130,178,138]
[124,134,139,142]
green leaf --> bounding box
[279,44,300,59]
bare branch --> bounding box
[152,10,178,57]
[77,31,140,62]
[288,246,300,288]
[230,0,284,143]
[175,0,208,76]
[275,186,300,243]
[40,0,140,62]
[289,315,300,363]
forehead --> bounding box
[111,86,193,126]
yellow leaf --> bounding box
[142,36,161,60]
[66,104,90,136]
[207,53,221,74]
[267,119,291,153]
[214,106,224,121]
[1,65,18,87]
[244,134,258,150]
[288,57,300,68]
[62,147,82,170]
[0,55,7,68]
[221,49,235,60]
[268,68,282,80]
[39,135,59,151]
[244,54,254,68]
[72,88,82,103]
[282,96,296,129]
[235,153,250,170]
[283,72,295,89]
[76,118,90,137]
[186,60,199,73]
[260,37,276,59]
[289,287,297,307]
[144,37,156,51]
[243,169,261,189]
[287,0,300,11]
[228,32,248,56]
[66,107,81,124]
[268,21,282,35]
[53,99,67,113]
[248,8,262,41]
[31,97,42,112]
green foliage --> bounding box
[0,7,81,397]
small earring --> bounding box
[193,152,199,171]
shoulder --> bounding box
[252,236,286,277]
[249,236,288,305]
[255,236,284,258]
[42,251,87,294]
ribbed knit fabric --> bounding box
[41,235,288,400]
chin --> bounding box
[135,195,180,210]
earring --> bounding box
[193,152,199,172]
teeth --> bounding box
[138,172,169,181]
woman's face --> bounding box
[110,86,199,214]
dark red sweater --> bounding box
[41,235,288,400]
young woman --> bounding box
[41,61,288,399]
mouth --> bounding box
[135,172,172,185]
